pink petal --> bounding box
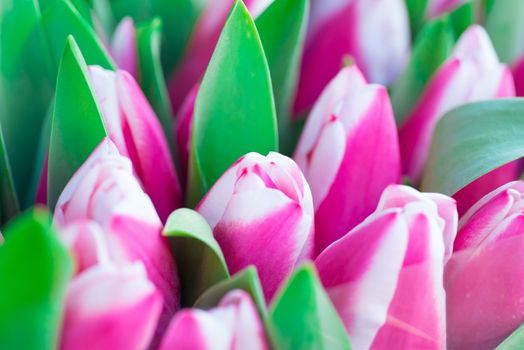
[111,17,138,78]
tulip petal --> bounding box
[111,17,137,78]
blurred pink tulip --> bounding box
[88,66,181,222]
[446,181,524,349]
[316,185,456,349]
[168,0,273,111]
[60,221,163,350]
[294,65,401,255]
[399,25,515,183]
[427,0,467,18]
[159,290,269,350]
[111,17,138,78]
[197,152,314,300]
[175,84,199,189]
[294,0,410,116]
[54,138,180,329]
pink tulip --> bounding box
[294,65,401,255]
[316,185,456,349]
[159,290,269,350]
[111,17,138,78]
[399,25,515,182]
[54,138,180,328]
[197,152,314,300]
[60,221,163,350]
[446,181,524,349]
[88,66,181,222]
[427,0,467,18]
[175,84,199,189]
[294,0,410,116]
[168,0,273,111]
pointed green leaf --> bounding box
[48,36,107,210]
[136,17,175,155]
[496,323,524,350]
[195,266,268,320]
[187,0,278,206]
[421,99,524,195]
[163,208,229,306]
[485,0,524,63]
[0,208,72,349]
[38,0,95,27]
[256,0,309,155]
[0,126,19,226]
[268,264,352,350]
[404,0,429,38]
[392,16,454,123]
[0,0,54,206]
[448,0,474,39]
[41,0,115,74]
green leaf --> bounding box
[38,0,95,27]
[496,323,524,350]
[485,0,524,63]
[48,36,108,210]
[195,266,268,320]
[255,0,309,155]
[421,99,524,195]
[404,0,429,38]
[0,125,19,226]
[136,17,175,155]
[268,264,352,350]
[187,0,278,206]
[41,0,115,74]
[0,208,72,349]
[392,16,454,124]
[449,0,474,39]
[109,0,204,76]
[163,208,229,306]
[0,0,54,206]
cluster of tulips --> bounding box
[3,0,524,349]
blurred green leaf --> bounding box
[48,36,107,210]
[0,0,54,206]
[136,17,175,155]
[449,0,474,39]
[0,208,72,349]
[0,126,19,226]
[496,323,524,350]
[41,0,115,74]
[39,0,95,27]
[485,0,524,63]
[404,0,429,38]
[256,0,308,155]
[195,266,268,320]
[268,264,352,350]
[392,16,454,124]
[187,0,278,206]
[421,99,524,195]
[163,208,229,306]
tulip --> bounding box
[427,0,467,18]
[168,0,273,111]
[88,65,181,222]
[175,84,199,189]
[197,152,314,300]
[399,25,515,183]
[316,185,456,349]
[159,290,269,350]
[59,220,163,350]
[111,17,138,79]
[54,138,180,326]
[294,65,401,255]
[293,0,410,116]
[446,181,524,349]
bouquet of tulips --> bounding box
[3,0,524,349]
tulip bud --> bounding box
[111,17,138,78]
[168,0,273,111]
[60,221,163,350]
[175,84,199,189]
[427,0,467,18]
[399,25,515,182]
[88,66,181,222]
[294,65,401,255]
[316,185,454,349]
[197,152,314,300]
[159,290,269,350]
[54,138,180,322]
[294,0,410,115]
[446,181,524,349]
